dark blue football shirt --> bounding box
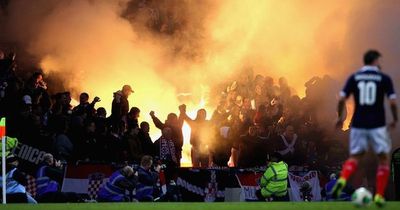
[341,66,396,128]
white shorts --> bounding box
[349,126,391,155]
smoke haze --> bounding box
[1,0,400,142]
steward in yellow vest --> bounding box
[0,136,18,157]
[257,152,289,201]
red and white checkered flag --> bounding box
[26,174,37,198]
[87,173,106,200]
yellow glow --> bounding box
[178,90,212,167]
[70,98,79,107]
[180,122,192,167]
[32,0,362,166]
[343,101,355,131]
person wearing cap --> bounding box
[0,155,37,203]
[111,85,134,126]
[97,165,137,202]
[257,152,289,201]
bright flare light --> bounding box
[181,122,193,167]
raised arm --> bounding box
[304,76,320,88]
[150,111,165,130]
[89,96,101,109]
[176,105,185,128]
[179,104,195,126]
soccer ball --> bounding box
[352,187,373,207]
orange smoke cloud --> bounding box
[2,0,400,163]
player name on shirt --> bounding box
[354,74,382,82]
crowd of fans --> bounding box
[1,49,349,173]
[207,72,349,171]
[0,45,356,203]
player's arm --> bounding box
[389,99,398,128]
[336,75,354,129]
[386,76,397,128]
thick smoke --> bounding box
[1,0,400,146]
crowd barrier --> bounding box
[11,141,400,201]
[56,164,324,202]
[10,142,326,201]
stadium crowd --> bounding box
[0,49,349,202]
[1,49,348,169]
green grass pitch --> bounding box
[1,202,400,210]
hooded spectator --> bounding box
[138,121,154,156]
[126,107,140,129]
[111,84,133,126]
